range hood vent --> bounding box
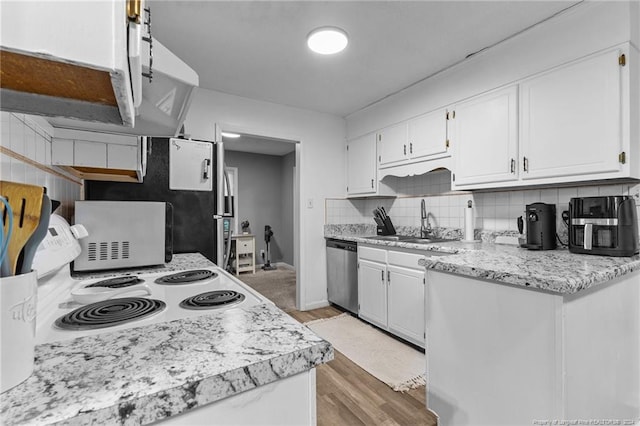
[47,38,198,137]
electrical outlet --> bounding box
[260,250,265,258]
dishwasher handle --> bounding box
[326,239,357,252]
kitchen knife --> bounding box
[380,206,388,219]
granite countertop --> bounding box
[326,227,640,295]
[1,254,333,425]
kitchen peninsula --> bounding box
[0,254,333,425]
[326,227,640,425]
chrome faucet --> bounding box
[420,199,432,238]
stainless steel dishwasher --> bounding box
[325,238,358,314]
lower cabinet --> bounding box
[358,245,425,347]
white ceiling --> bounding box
[152,1,581,118]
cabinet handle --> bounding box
[202,158,211,180]
[387,270,390,284]
[523,156,529,172]
[371,179,374,189]
[403,144,406,155]
[510,158,515,173]
[410,142,413,154]
[381,270,384,282]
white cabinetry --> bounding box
[346,133,377,196]
[519,48,625,180]
[407,107,450,161]
[451,85,519,187]
[358,259,388,328]
[377,123,409,167]
[51,129,146,183]
[1,1,136,127]
[358,245,425,347]
[452,44,635,190]
[426,269,640,425]
[376,107,451,176]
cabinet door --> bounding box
[358,259,387,329]
[74,141,107,167]
[520,48,623,180]
[378,122,408,166]
[452,85,518,187]
[408,108,449,161]
[51,138,74,165]
[346,133,377,195]
[107,144,138,170]
[387,265,425,346]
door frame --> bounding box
[215,122,302,311]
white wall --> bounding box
[0,112,81,221]
[346,1,635,140]
[184,89,346,310]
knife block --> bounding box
[376,217,397,235]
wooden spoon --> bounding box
[0,181,45,276]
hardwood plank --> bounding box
[288,306,438,426]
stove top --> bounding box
[36,265,267,344]
[55,297,167,331]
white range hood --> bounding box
[48,37,199,137]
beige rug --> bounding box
[236,267,296,312]
[306,313,426,392]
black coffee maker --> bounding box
[522,203,557,250]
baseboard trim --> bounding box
[256,262,295,271]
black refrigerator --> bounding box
[85,137,232,265]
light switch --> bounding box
[307,198,314,209]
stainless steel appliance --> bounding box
[522,203,557,250]
[569,196,639,256]
[326,239,358,314]
[73,201,173,271]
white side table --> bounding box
[232,234,255,275]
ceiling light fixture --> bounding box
[221,132,241,138]
[307,27,348,55]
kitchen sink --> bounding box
[362,235,415,241]
[363,235,459,244]
[403,237,459,244]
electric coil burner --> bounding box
[55,297,166,330]
[85,276,144,288]
[155,269,217,285]
[180,290,246,310]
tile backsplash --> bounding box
[326,170,640,239]
[1,112,81,220]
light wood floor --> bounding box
[288,306,438,426]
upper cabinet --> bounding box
[0,0,198,137]
[451,85,519,187]
[378,123,409,167]
[377,107,451,169]
[407,108,450,161]
[347,133,377,196]
[452,44,636,190]
[346,133,393,197]
[51,129,147,183]
[519,48,625,181]
[1,1,136,126]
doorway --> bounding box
[219,126,300,311]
